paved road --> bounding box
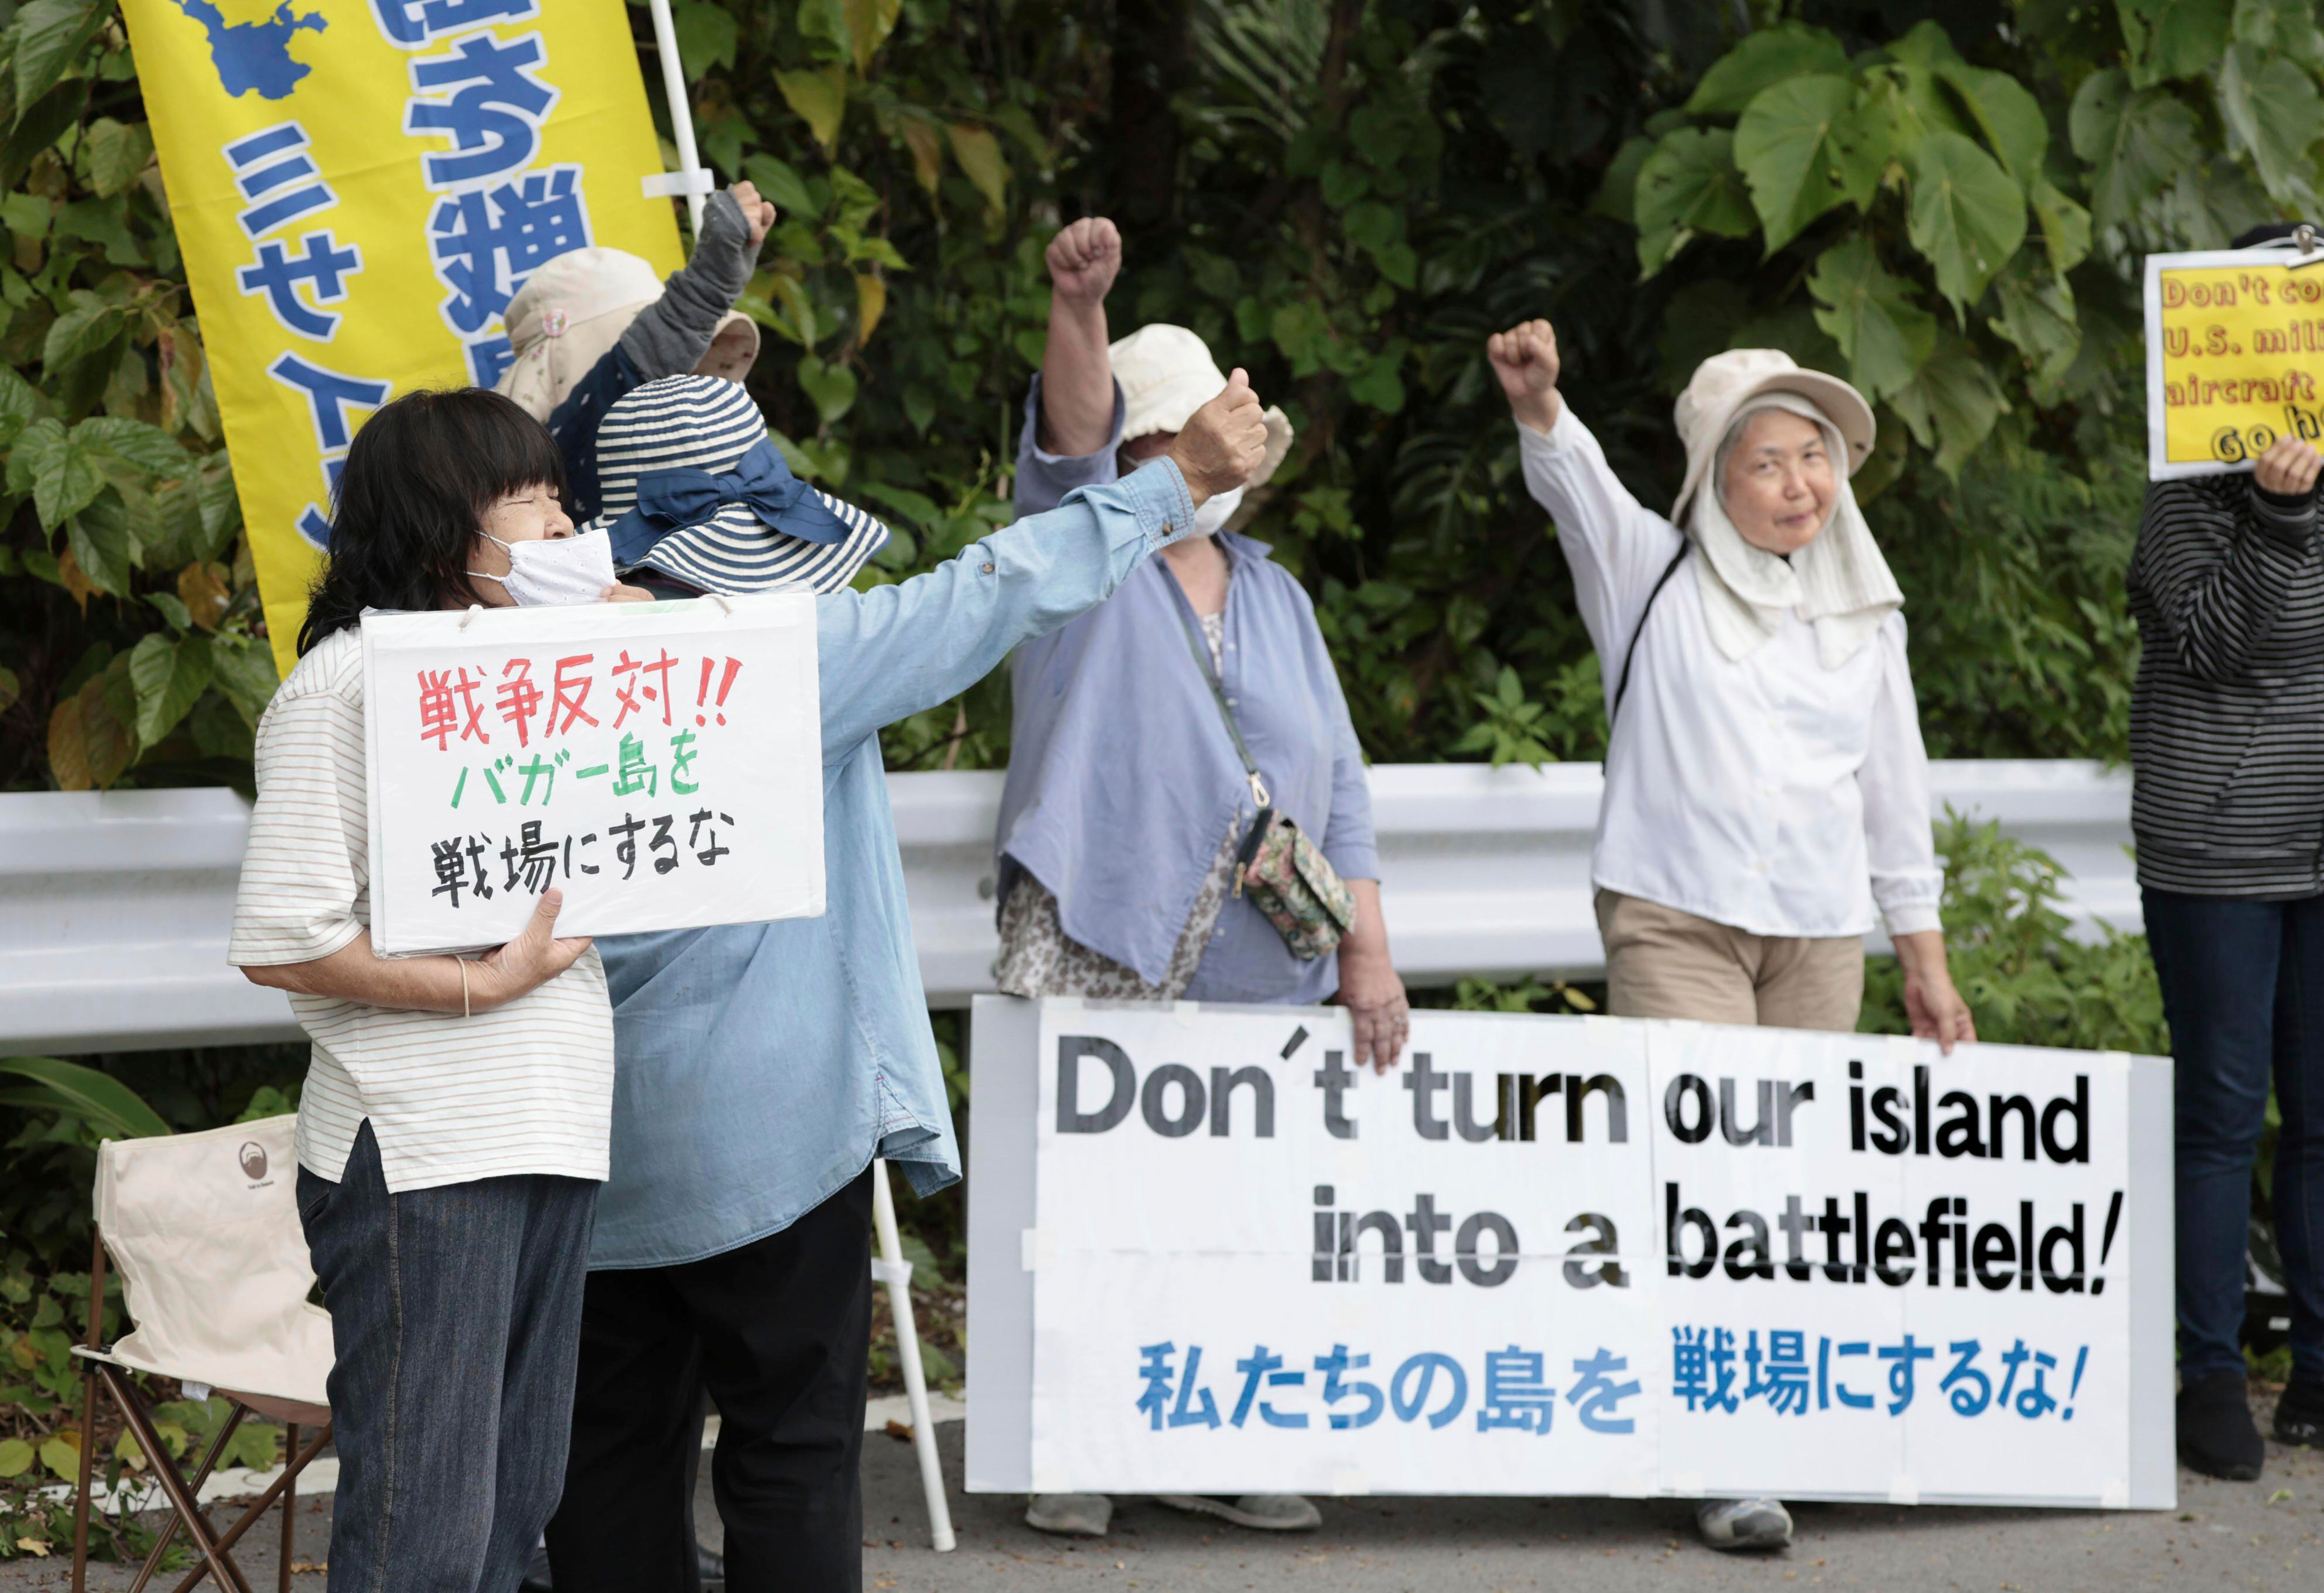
[17,1397,2321,1590]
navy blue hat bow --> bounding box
[606,438,850,566]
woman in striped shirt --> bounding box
[230,389,636,1591]
[2130,430,2324,1481]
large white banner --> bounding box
[966,998,2175,1509]
[361,595,823,953]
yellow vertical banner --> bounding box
[117,0,685,679]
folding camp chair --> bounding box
[871,1157,955,1552]
[70,1115,335,1593]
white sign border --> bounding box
[965,995,2177,1509]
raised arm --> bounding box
[1014,218,1127,518]
[820,374,1268,753]
[1487,320,1684,665]
[2129,439,2322,684]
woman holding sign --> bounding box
[2129,398,2324,1481]
[229,388,645,1590]
[1488,324,1974,1551]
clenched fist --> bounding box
[1487,319,1561,435]
[1046,216,1122,304]
[1165,370,1269,508]
[2254,433,2324,497]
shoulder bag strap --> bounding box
[1611,542,1690,724]
[1172,601,1272,811]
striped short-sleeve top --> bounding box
[227,625,615,1194]
[2128,475,2324,898]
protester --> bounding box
[540,370,1268,1592]
[988,216,1404,1540]
[2128,298,2324,1476]
[496,181,776,519]
[1489,323,1974,1550]
[229,389,639,1590]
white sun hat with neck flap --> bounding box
[1670,348,1875,523]
[1111,322,1295,487]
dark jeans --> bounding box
[297,1122,598,1593]
[545,1168,873,1593]
[2144,887,2324,1386]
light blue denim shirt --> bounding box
[589,458,1196,1269]
[997,377,1380,1005]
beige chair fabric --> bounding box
[93,1115,332,1407]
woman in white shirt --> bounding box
[230,388,640,1592]
[1489,324,1974,1551]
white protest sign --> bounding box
[966,998,2174,1509]
[361,595,822,954]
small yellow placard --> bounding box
[2145,248,2324,478]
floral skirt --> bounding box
[995,824,1243,1001]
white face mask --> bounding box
[1192,484,1245,537]
[468,531,616,607]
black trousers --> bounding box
[545,1169,873,1593]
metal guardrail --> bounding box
[0,760,2139,1055]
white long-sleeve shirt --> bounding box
[1521,408,1944,940]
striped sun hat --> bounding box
[587,375,888,595]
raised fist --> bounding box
[1046,216,1122,304]
[1166,370,1268,508]
[1486,319,1561,434]
[2254,433,2324,497]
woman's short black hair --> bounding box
[296,387,566,655]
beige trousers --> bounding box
[1594,889,1864,1032]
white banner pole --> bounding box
[645,0,708,233]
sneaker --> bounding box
[2273,1380,2324,1448]
[1025,1493,1113,1536]
[2179,1369,2265,1480]
[1695,1496,1792,1551]
[1152,1493,1322,1531]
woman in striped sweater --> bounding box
[2130,432,2324,1480]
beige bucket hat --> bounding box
[1670,349,1875,523]
[495,247,759,421]
[1111,322,1295,487]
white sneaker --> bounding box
[1025,1493,1112,1536]
[1152,1493,1322,1531]
[1695,1496,1792,1550]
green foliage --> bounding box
[1862,812,2167,1056]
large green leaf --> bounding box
[1935,63,2048,186]
[66,492,137,596]
[2071,68,2203,236]
[2031,181,2094,274]
[81,117,152,199]
[1906,131,2027,316]
[1684,22,1848,116]
[2216,42,2324,205]
[209,637,282,727]
[129,632,212,747]
[0,1057,171,1138]
[1987,257,2081,403]
[74,414,189,478]
[1633,127,1756,275]
[2234,0,2324,73]
[12,0,105,111]
[671,0,739,75]
[945,122,1008,216]
[1892,332,2010,476]
[2119,0,2235,89]
[12,416,104,527]
[1735,75,1884,251]
[774,67,847,150]
[1807,235,1936,403]
[741,153,819,220]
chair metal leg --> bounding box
[71,1227,109,1593]
[278,1423,295,1593]
[70,1360,98,1593]
[163,1425,330,1593]
[99,1364,255,1593]
[871,1158,956,1552]
[128,1403,247,1593]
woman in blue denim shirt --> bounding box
[997,217,1409,1541]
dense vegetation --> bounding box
[6,0,2321,1551]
